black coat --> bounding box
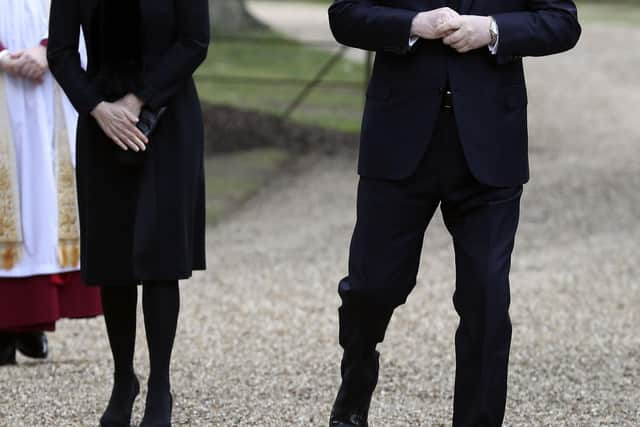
[48,0,210,286]
[329,0,581,186]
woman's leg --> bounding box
[141,280,179,425]
[100,286,140,426]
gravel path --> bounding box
[248,1,333,43]
[247,1,368,62]
[1,20,639,427]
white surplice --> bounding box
[0,0,86,277]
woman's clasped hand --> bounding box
[90,94,148,152]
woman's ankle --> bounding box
[113,370,138,386]
[147,377,171,396]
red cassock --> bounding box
[0,273,102,332]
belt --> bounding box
[441,90,454,110]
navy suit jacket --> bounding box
[329,0,581,186]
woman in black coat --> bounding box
[47,0,209,425]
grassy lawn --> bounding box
[196,30,367,133]
[204,147,292,224]
[578,1,640,26]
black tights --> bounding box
[100,281,179,423]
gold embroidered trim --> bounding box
[0,77,23,270]
[54,87,81,268]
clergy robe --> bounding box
[0,0,101,331]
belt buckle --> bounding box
[442,90,454,110]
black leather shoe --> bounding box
[140,392,172,427]
[0,333,17,366]
[16,332,48,359]
[100,375,140,427]
[329,351,380,427]
[329,383,370,427]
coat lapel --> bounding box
[87,0,100,20]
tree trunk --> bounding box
[210,0,262,33]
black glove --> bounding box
[136,106,167,138]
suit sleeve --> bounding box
[493,0,581,59]
[136,0,210,111]
[47,0,103,115]
[328,0,419,55]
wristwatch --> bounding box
[489,17,499,47]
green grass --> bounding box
[204,147,292,224]
[198,32,358,223]
[578,2,640,26]
[196,30,367,133]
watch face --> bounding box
[490,20,498,42]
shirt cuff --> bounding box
[409,36,419,47]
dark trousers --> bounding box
[339,109,522,426]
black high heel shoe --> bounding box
[100,375,140,427]
[0,333,17,366]
[139,392,172,427]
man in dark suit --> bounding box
[327,1,581,426]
